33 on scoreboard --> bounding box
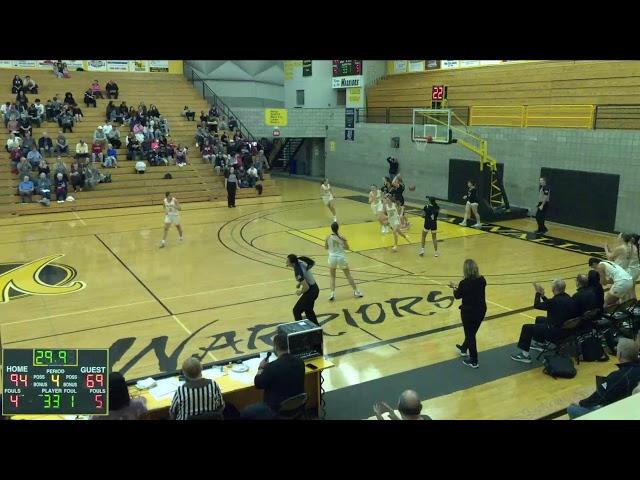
[2,348,109,415]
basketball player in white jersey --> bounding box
[383,195,410,252]
[325,222,363,301]
[589,257,633,307]
[321,178,337,222]
[160,191,183,248]
[369,184,389,233]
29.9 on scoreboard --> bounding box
[2,348,109,416]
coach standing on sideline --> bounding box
[449,259,487,369]
[535,176,550,234]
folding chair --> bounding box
[276,393,308,420]
[537,316,582,363]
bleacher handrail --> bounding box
[186,68,256,141]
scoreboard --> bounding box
[332,60,362,77]
[2,348,109,416]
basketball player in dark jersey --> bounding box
[461,180,481,228]
[419,196,440,257]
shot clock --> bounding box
[2,348,109,416]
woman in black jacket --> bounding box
[12,75,23,93]
[449,259,487,368]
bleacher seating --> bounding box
[367,60,640,110]
[0,69,280,216]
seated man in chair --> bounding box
[510,279,578,364]
[241,333,305,419]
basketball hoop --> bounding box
[415,140,428,153]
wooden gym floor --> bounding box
[0,177,624,419]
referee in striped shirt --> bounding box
[170,357,225,420]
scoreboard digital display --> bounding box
[332,60,362,77]
[432,85,446,101]
[2,348,109,416]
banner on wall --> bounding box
[283,61,295,80]
[394,60,407,73]
[441,60,460,69]
[264,108,288,126]
[408,60,424,72]
[460,60,481,68]
[129,61,148,72]
[87,60,107,71]
[0,61,13,68]
[347,87,362,105]
[480,60,502,66]
[63,60,85,70]
[107,60,129,72]
[332,75,362,88]
[426,60,440,70]
[149,60,169,72]
[12,60,37,68]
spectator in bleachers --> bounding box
[247,164,259,188]
[511,279,578,364]
[18,175,34,203]
[568,338,640,419]
[38,132,53,158]
[84,163,106,190]
[114,103,125,124]
[21,132,36,155]
[92,372,147,420]
[54,172,67,202]
[58,108,74,133]
[16,90,28,109]
[11,75,23,93]
[90,80,104,99]
[104,144,117,168]
[228,116,238,132]
[105,101,116,122]
[75,139,89,162]
[72,104,83,123]
[17,157,31,179]
[9,148,21,173]
[7,115,19,136]
[27,145,42,170]
[1,101,11,125]
[183,105,195,121]
[159,116,169,136]
[6,133,21,152]
[207,114,218,133]
[84,88,97,108]
[127,136,142,160]
[37,157,50,177]
[195,125,207,149]
[219,116,228,131]
[148,104,160,119]
[107,125,121,148]
[36,172,51,201]
[69,160,84,192]
[135,160,146,174]
[18,115,32,137]
[201,140,214,164]
[199,110,208,124]
[105,80,119,99]
[170,357,225,421]
[93,126,107,148]
[55,130,69,155]
[34,98,45,122]
[27,103,41,128]
[138,102,147,117]
[52,157,68,179]
[102,121,113,137]
[63,91,76,106]
[175,145,188,167]
[23,76,38,94]
[45,99,56,122]
[91,142,104,164]
[373,390,431,420]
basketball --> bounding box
[409,185,416,191]
[426,135,433,143]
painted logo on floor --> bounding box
[0,255,86,303]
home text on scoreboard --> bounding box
[2,348,109,416]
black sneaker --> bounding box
[511,352,532,364]
[462,359,479,369]
[455,344,468,357]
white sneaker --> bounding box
[328,291,335,301]
[419,248,424,256]
[178,236,183,242]
[434,252,439,257]
[381,225,386,234]
[354,290,363,298]
[333,217,337,223]
[391,246,397,252]
[159,240,166,248]
[473,223,482,228]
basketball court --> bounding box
[0,176,621,419]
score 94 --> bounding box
[10,373,28,387]
[85,373,104,388]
